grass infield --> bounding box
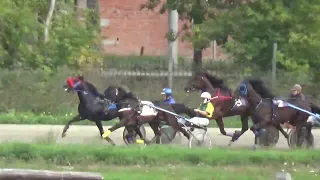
[0,143,319,166]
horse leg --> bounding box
[134,124,150,144]
[62,115,84,138]
[95,120,115,146]
[229,115,249,146]
[275,123,289,139]
[165,113,190,140]
[149,122,161,144]
[125,125,136,144]
[295,125,305,148]
[102,114,130,139]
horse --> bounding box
[102,87,196,144]
[184,72,253,141]
[184,72,287,146]
[62,75,120,145]
[234,79,314,148]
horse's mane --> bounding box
[197,72,229,90]
[246,79,275,99]
[83,81,100,94]
[121,92,139,101]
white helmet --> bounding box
[200,92,211,99]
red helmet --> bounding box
[66,76,81,88]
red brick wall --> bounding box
[99,0,223,59]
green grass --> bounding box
[0,143,320,166]
[0,111,246,128]
[0,160,319,180]
[0,143,319,179]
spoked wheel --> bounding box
[122,125,147,145]
[188,129,212,149]
[257,125,279,147]
[287,128,314,149]
[159,125,182,144]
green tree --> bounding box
[204,0,320,74]
[141,0,238,72]
[0,0,102,72]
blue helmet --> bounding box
[161,88,173,95]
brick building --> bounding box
[99,0,224,59]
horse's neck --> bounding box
[202,77,216,92]
[77,92,86,104]
[247,91,263,108]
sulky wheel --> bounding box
[188,130,212,149]
[257,125,279,147]
[122,125,146,145]
[159,125,181,144]
[287,128,314,149]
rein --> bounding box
[210,88,233,101]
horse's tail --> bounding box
[310,103,320,114]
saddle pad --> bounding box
[108,103,117,110]
[140,101,158,116]
[273,100,287,107]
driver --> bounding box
[186,92,213,126]
[161,88,176,104]
[288,84,319,126]
[290,84,306,101]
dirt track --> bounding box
[0,124,319,149]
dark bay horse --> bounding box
[234,79,314,148]
[102,86,197,144]
[184,72,253,141]
[62,76,120,145]
[184,72,287,145]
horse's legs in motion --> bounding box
[134,124,150,144]
[149,122,161,144]
[102,111,133,138]
[95,120,115,146]
[215,117,227,135]
[62,115,84,138]
[125,125,137,144]
[229,115,249,145]
[275,123,288,139]
[165,113,190,140]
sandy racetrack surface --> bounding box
[0,124,319,149]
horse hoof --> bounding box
[61,133,66,138]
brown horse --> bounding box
[184,72,287,145]
[102,87,196,144]
[234,79,314,148]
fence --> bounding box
[0,56,319,115]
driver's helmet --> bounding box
[200,92,211,103]
[161,88,173,95]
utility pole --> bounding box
[168,9,178,89]
[272,41,277,91]
[76,0,87,26]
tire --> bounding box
[159,125,178,144]
[188,130,212,149]
[257,125,279,147]
[122,125,146,145]
[288,128,315,149]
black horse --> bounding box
[234,79,314,148]
[62,76,121,145]
[102,86,197,144]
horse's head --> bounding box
[103,86,128,103]
[234,79,275,105]
[64,76,85,93]
[184,73,208,93]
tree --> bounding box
[0,0,102,71]
[141,0,238,72]
[204,0,320,74]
